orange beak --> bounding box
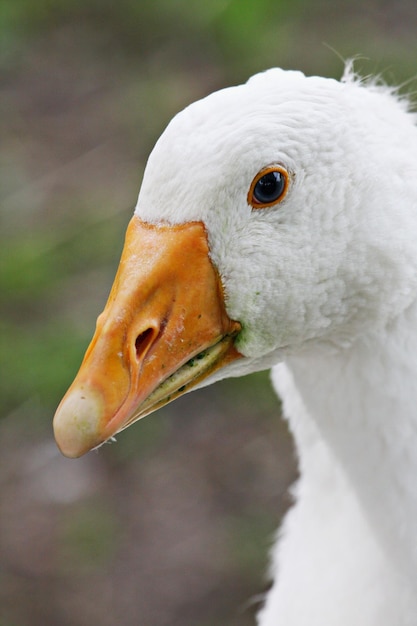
[53,216,242,458]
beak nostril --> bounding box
[135,328,156,361]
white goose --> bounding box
[53,67,417,625]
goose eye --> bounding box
[249,166,289,208]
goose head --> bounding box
[53,68,417,458]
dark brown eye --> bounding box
[248,165,289,209]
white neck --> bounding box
[259,302,417,626]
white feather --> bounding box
[134,67,417,625]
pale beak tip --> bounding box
[53,388,104,458]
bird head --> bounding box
[53,68,417,457]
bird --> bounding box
[53,65,417,625]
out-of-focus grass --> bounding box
[0,206,126,417]
[58,501,119,571]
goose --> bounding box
[53,66,417,625]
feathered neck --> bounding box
[259,301,417,625]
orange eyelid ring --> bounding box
[248,164,290,209]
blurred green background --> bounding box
[1,1,416,624]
